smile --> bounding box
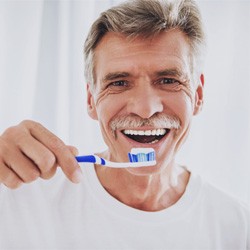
[122,128,170,144]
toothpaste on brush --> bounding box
[76,148,156,168]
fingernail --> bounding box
[72,168,83,183]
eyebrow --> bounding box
[102,68,187,82]
[102,72,130,82]
[155,69,186,78]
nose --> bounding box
[127,84,164,119]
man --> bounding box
[0,0,249,249]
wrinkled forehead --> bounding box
[93,30,193,83]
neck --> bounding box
[95,162,190,212]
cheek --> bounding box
[169,91,193,118]
[95,92,124,132]
[168,93,194,153]
[178,82,195,103]
[166,82,196,108]
[95,87,126,113]
[95,88,110,107]
[174,85,196,119]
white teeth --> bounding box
[138,131,144,136]
[123,129,167,136]
[149,139,159,144]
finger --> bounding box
[3,146,40,183]
[0,136,39,184]
[16,134,56,174]
[40,164,57,180]
[26,122,83,183]
[36,145,78,180]
[67,145,79,156]
[0,162,23,189]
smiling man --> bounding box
[0,0,249,249]
[88,30,199,211]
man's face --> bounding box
[87,30,203,175]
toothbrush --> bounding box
[75,148,156,168]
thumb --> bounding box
[67,145,79,156]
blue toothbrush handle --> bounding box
[75,155,97,163]
[75,155,106,165]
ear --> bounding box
[193,74,205,116]
[87,84,98,120]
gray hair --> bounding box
[84,0,206,88]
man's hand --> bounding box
[0,120,83,189]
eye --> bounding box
[108,80,128,87]
[158,78,179,85]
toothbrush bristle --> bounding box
[128,148,155,163]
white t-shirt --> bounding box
[0,164,249,250]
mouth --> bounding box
[121,128,170,144]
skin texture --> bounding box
[87,30,204,211]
